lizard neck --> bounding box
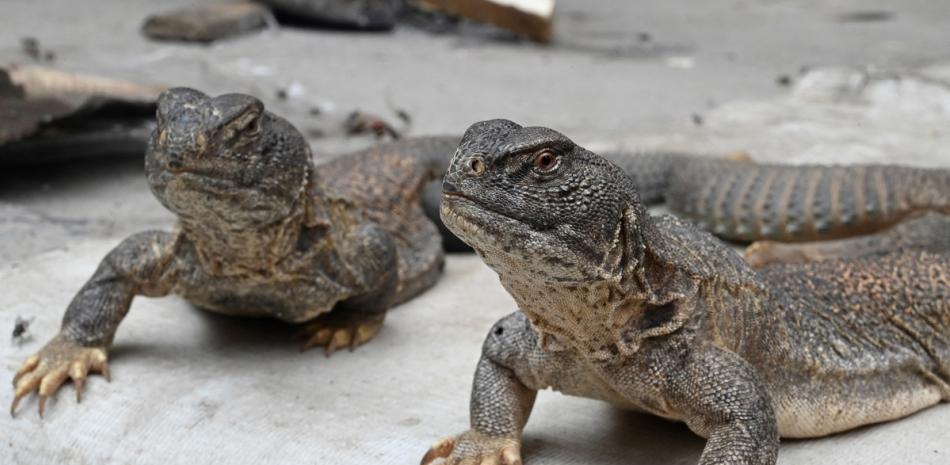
[182,199,306,277]
[182,171,328,277]
[493,209,689,362]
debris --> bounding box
[395,109,412,124]
[344,111,402,139]
[0,65,163,165]
[20,37,55,62]
[5,65,165,104]
[142,1,275,43]
[262,0,399,31]
[12,316,34,345]
[413,0,555,42]
[397,2,461,34]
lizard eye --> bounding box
[532,150,559,173]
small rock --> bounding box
[142,1,274,43]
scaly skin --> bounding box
[604,151,950,243]
[425,119,950,465]
[11,88,453,417]
[744,211,950,268]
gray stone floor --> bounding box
[1,1,949,464]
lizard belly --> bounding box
[752,250,950,438]
[770,374,944,438]
[177,272,348,323]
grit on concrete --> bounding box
[1,1,949,464]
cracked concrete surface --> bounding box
[1,1,949,464]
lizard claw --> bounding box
[298,313,384,356]
[10,334,109,417]
[421,437,455,465]
[421,431,522,465]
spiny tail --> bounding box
[665,159,950,242]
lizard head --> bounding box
[440,119,647,283]
[145,87,313,229]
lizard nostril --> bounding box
[468,157,486,176]
[167,160,183,171]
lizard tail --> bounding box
[665,159,950,242]
[600,151,688,205]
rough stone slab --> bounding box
[415,0,555,42]
[1,242,948,465]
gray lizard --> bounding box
[607,151,949,244]
[424,119,949,465]
[426,147,950,259]
[10,87,457,417]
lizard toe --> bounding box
[10,335,109,417]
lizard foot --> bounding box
[11,334,109,417]
[299,312,384,356]
[421,431,522,465]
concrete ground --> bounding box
[1,1,949,464]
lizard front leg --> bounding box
[669,344,779,465]
[422,312,539,465]
[11,230,178,417]
[422,357,536,465]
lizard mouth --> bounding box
[440,194,492,241]
[440,193,528,253]
[166,170,241,196]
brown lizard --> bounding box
[10,87,457,417]
[425,119,950,465]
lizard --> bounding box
[423,119,950,465]
[423,147,950,258]
[10,87,458,417]
[605,151,950,244]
